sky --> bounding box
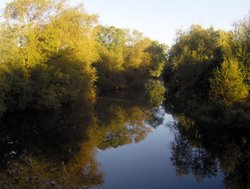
[1,0,250,45]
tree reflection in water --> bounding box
[168,114,250,189]
[0,95,162,189]
[2,87,248,189]
[0,102,103,189]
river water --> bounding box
[0,97,248,189]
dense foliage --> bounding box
[164,15,250,128]
[209,58,248,106]
[1,0,249,129]
[0,0,166,116]
[0,0,99,114]
[95,26,167,91]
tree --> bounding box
[232,12,250,87]
[94,26,126,89]
[209,58,249,106]
[145,42,168,77]
[124,30,151,70]
[95,26,166,90]
[165,25,219,99]
[0,0,99,113]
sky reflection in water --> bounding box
[0,98,248,189]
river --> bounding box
[0,97,248,189]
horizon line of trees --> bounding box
[1,0,250,127]
[0,0,166,116]
[164,13,250,127]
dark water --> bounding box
[0,97,249,189]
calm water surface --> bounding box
[0,98,248,189]
[94,108,223,189]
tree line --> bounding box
[0,0,166,116]
[1,0,250,128]
[164,14,250,128]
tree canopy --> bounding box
[164,13,250,127]
[0,0,166,116]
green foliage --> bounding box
[94,26,126,89]
[0,0,167,115]
[95,26,167,90]
[145,42,168,77]
[232,13,250,88]
[0,0,99,114]
[209,58,249,106]
[164,17,250,127]
[164,23,250,103]
[165,25,220,99]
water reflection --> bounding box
[95,100,153,150]
[0,102,104,189]
[0,96,162,189]
[0,93,249,189]
[168,113,250,189]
